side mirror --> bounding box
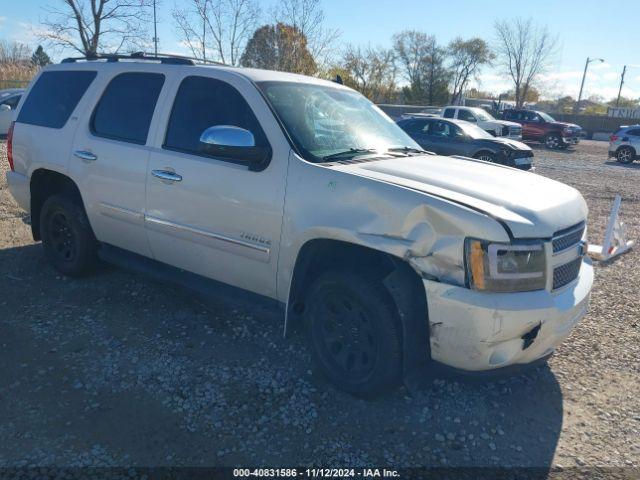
[199,125,270,170]
[0,104,11,112]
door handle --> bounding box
[152,169,182,182]
[74,150,97,162]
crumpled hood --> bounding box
[482,137,531,151]
[333,155,587,238]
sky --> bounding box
[1,0,638,101]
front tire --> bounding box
[544,133,562,149]
[474,151,496,163]
[305,270,403,397]
[617,146,635,164]
[40,194,98,277]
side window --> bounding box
[431,121,458,138]
[524,111,538,122]
[626,129,640,137]
[17,71,97,128]
[457,109,477,122]
[443,108,455,119]
[503,111,514,120]
[164,76,268,156]
[91,72,165,145]
[406,120,428,133]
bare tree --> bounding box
[40,0,153,56]
[448,37,494,105]
[0,41,39,90]
[272,0,339,68]
[173,0,260,65]
[0,40,32,65]
[340,45,397,103]
[494,18,557,108]
[393,30,450,105]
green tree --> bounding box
[608,96,639,109]
[31,45,52,67]
[448,37,494,104]
[392,30,450,105]
[240,23,317,75]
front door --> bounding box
[144,74,288,299]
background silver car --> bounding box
[0,89,24,135]
[609,125,640,164]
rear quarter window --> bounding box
[626,129,640,136]
[17,70,97,129]
[443,108,455,118]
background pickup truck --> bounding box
[441,106,522,139]
[502,109,582,149]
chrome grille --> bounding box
[552,222,585,253]
[553,257,582,289]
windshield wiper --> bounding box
[321,148,378,161]
[387,146,432,155]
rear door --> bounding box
[402,119,435,151]
[144,73,288,299]
[69,69,166,257]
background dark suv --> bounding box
[502,109,582,149]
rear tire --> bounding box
[617,146,635,164]
[40,194,98,277]
[305,270,403,397]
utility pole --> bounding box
[575,57,604,114]
[616,66,627,108]
[153,0,158,56]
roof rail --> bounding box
[60,52,227,66]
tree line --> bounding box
[6,0,636,110]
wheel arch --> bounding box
[30,169,83,241]
[473,149,495,159]
[616,144,636,155]
[285,238,431,377]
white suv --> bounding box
[6,54,593,396]
[442,106,522,139]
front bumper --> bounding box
[423,259,593,371]
[6,171,30,213]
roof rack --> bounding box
[60,52,226,66]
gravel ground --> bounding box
[0,140,638,471]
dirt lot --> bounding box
[0,140,638,471]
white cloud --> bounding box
[470,65,639,102]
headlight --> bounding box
[465,239,547,292]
